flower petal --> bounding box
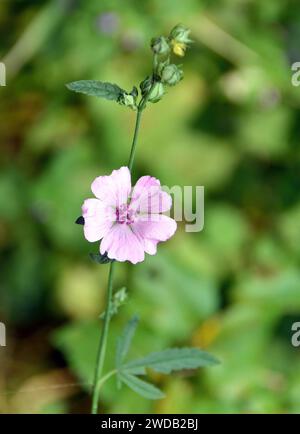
[82,198,114,242]
[132,214,177,242]
[130,175,172,214]
[100,223,145,264]
[91,166,131,208]
[143,238,158,255]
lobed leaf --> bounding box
[121,347,220,374]
[119,372,165,400]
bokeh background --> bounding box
[1,0,300,414]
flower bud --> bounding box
[161,64,183,86]
[140,76,153,97]
[148,82,165,103]
[118,92,137,110]
[170,24,192,44]
[151,36,170,55]
[169,24,192,57]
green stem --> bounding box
[91,83,155,414]
[97,369,117,391]
[128,83,156,172]
[128,107,144,172]
[91,261,115,414]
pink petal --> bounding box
[91,166,131,208]
[100,224,145,264]
[143,238,159,255]
[130,176,172,214]
[82,198,114,242]
[132,214,177,242]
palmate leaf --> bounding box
[121,347,220,374]
[119,372,165,400]
[115,317,220,401]
[66,80,125,101]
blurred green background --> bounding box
[1,0,300,414]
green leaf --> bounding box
[116,315,139,369]
[66,80,125,101]
[89,252,112,264]
[119,372,165,400]
[122,347,220,374]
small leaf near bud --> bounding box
[130,86,139,98]
[161,64,183,86]
[66,80,125,101]
[148,82,165,103]
[151,36,170,56]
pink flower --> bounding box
[81,167,177,264]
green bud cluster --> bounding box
[116,24,192,109]
[66,25,191,113]
[140,24,192,104]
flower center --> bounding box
[116,204,135,225]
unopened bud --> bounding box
[140,76,153,97]
[161,64,183,86]
[148,82,165,103]
[170,24,192,44]
[151,36,170,55]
